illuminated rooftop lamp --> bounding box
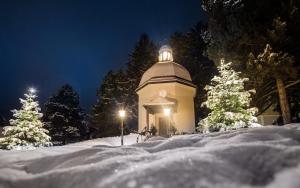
[158,45,173,62]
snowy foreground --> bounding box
[1,125,300,188]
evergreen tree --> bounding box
[200,59,257,132]
[126,34,157,129]
[0,89,51,150]
[248,44,296,124]
[91,34,157,137]
[91,70,128,137]
[203,0,300,122]
[0,115,6,127]
[44,84,87,144]
[247,17,297,124]
[202,0,300,65]
[170,23,217,120]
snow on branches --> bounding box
[0,90,52,150]
[199,59,258,132]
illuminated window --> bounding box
[158,45,173,62]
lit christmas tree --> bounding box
[199,59,258,132]
[0,88,52,150]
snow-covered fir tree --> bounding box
[0,88,51,150]
[199,59,257,132]
[125,34,157,129]
[44,84,87,144]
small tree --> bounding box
[200,59,257,132]
[0,89,51,150]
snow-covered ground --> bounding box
[1,125,300,188]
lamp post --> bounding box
[118,110,126,146]
[163,108,171,136]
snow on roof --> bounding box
[137,62,194,91]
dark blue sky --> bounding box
[0,0,205,118]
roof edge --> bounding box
[136,75,197,92]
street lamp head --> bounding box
[163,108,171,116]
[119,110,126,118]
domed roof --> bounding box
[137,62,195,91]
[136,45,196,91]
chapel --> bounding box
[136,45,196,136]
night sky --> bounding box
[0,0,205,119]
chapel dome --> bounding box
[137,45,195,91]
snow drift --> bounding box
[0,125,300,188]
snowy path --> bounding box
[0,125,300,188]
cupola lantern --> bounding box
[158,45,173,62]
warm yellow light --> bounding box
[119,110,126,118]
[158,45,173,62]
[167,52,171,60]
[162,51,169,61]
[164,108,171,116]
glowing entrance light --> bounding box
[158,45,173,62]
[164,108,171,117]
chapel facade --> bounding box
[136,45,196,136]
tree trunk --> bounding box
[62,130,67,145]
[276,78,291,124]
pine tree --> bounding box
[126,34,157,128]
[203,0,300,121]
[0,89,51,150]
[44,84,87,145]
[202,0,300,66]
[170,23,217,120]
[91,34,157,136]
[248,44,296,124]
[91,71,116,138]
[0,115,6,127]
[200,59,257,132]
[247,17,298,124]
[91,70,128,137]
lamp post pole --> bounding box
[163,108,171,136]
[168,116,171,136]
[118,110,126,146]
[121,118,124,146]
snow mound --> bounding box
[1,125,300,188]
